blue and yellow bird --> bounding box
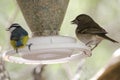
[7,23,31,53]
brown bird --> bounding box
[71,14,118,50]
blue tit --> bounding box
[7,23,31,53]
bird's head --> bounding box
[71,14,93,25]
[7,23,20,32]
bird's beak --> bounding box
[71,19,77,24]
[6,28,10,31]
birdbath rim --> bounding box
[2,36,91,64]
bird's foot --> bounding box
[83,51,92,57]
[27,43,33,51]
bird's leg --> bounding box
[86,41,93,46]
[16,48,18,53]
[86,41,99,51]
[26,43,33,51]
[85,41,93,50]
[91,43,99,51]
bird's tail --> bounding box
[98,34,119,43]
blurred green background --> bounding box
[0,0,120,80]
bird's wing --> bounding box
[10,28,28,41]
[18,27,28,35]
[10,34,20,41]
[80,23,107,34]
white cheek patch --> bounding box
[9,27,16,32]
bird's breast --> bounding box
[76,33,103,45]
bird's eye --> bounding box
[78,19,81,21]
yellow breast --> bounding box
[10,36,29,49]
